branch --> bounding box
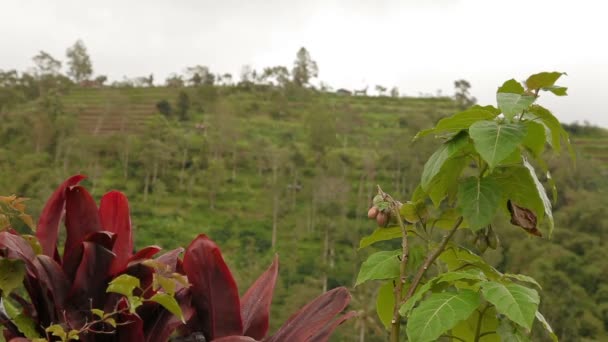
[377,186,408,342]
[402,216,463,303]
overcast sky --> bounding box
[2,0,607,127]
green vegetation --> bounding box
[1,44,607,341]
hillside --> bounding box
[1,84,607,341]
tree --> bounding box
[66,40,93,82]
[186,65,215,86]
[390,86,399,98]
[375,85,387,96]
[292,47,318,87]
[156,100,172,118]
[454,79,477,109]
[32,51,62,77]
[176,91,190,121]
[358,72,571,342]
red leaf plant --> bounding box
[176,235,356,342]
[0,175,355,341]
[0,175,192,341]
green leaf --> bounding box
[400,280,437,317]
[439,246,502,280]
[437,269,486,284]
[535,311,558,342]
[457,177,502,230]
[91,309,105,319]
[149,293,185,323]
[359,227,401,249]
[432,208,469,230]
[107,274,140,297]
[525,72,565,91]
[412,184,426,202]
[503,273,542,290]
[544,86,567,96]
[128,295,143,314]
[481,281,539,330]
[154,274,177,296]
[376,281,397,329]
[523,158,554,235]
[521,121,546,157]
[494,166,546,225]
[0,259,25,296]
[451,306,500,342]
[469,121,527,168]
[498,79,525,94]
[46,324,67,341]
[67,330,80,341]
[527,105,574,161]
[415,108,497,139]
[421,132,469,190]
[406,290,480,342]
[13,313,41,339]
[400,200,427,223]
[427,157,468,207]
[355,250,401,286]
[497,320,532,342]
[496,79,536,121]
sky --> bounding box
[2,0,607,127]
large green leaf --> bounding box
[523,158,554,235]
[521,121,546,157]
[13,313,42,339]
[0,259,25,295]
[496,80,536,121]
[421,132,469,190]
[469,121,527,168]
[415,108,497,139]
[525,72,565,91]
[451,306,500,342]
[406,290,480,342]
[457,177,502,231]
[355,250,400,286]
[427,156,468,207]
[400,279,437,317]
[527,105,575,160]
[481,281,539,330]
[494,166,545,224]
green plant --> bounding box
[357,72,572,341]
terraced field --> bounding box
[572,135,608,173]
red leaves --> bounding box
[36,174,85,258]
[240,255,278,340]
[507,200,542,237]
[99,191,133,275]
[266,287,354,342]
[183,234,243,339]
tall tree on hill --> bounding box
[66,40,93,83]
[32,51,62,77]
[453,79,476,109]
[292,47,318,87]
[186,65,215,86]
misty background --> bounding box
[2,0,606,126]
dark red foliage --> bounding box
[1,175,354,342]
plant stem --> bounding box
[376,185,409,342]
[402,216,463,303]
[391,202,409,342]
[474,305,490,342]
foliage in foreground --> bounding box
[357,72,572,341]
[0,176,354,341]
